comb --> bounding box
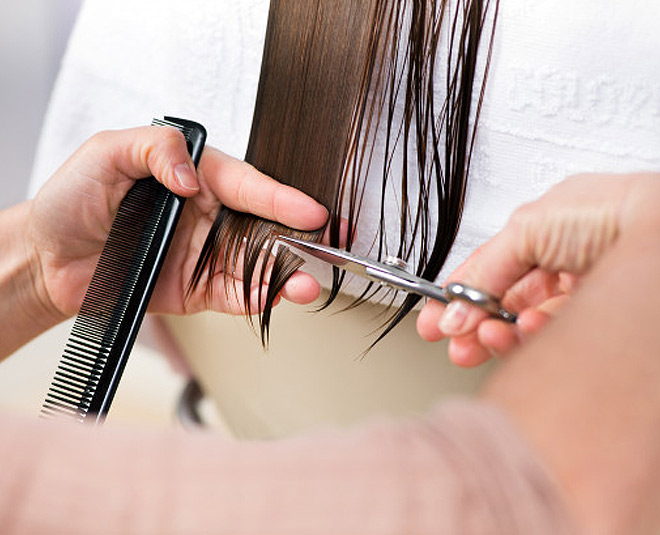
[40,117,207,424]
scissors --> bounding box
[277,235,517,324]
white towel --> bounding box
[30,0,660,289]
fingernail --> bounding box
[439,301,468,334]
[174,162,198,192]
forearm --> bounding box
[0,202,62,359]
[483,211,660,533]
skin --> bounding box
[0,127,328,359]
[418,174,633,367]
[419,173,660,534]
[4,130,660,532]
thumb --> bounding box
[83,126,200,197]
[438,222,531,336]
[439,174,633,338]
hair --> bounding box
[189,0,499,346]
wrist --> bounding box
[0,202,65,359]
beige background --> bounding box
[166,294,493,439]
[0,297,493,438]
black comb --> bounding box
[41,117,207,424]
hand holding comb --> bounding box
[41,117,207,424]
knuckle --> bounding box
[153,127,186,163]
[81,130,121,169]
[240,163,276,217]
[158,126,186,149]
[236,163,253,209]
[85,130,114,153]
[271,186,287,222]
[509,201,536,228]
[507,202,542,264]
[144,127,187,175]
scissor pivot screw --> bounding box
[384,256,408,270]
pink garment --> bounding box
[0,401,573,534]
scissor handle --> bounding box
[367,266,516,323]
[445,282,517,324]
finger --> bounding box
[442,305,548,362]
[250,285,282,313]
[559,271,580,293]
[208,237,322,306]
[417,299,447,342]
[280,271,322,304]
[477,319,520,355]
[321,217,351,248]
[516,308,552,335]
[181,258,268,316]
[535,293,570,316]
[447,333,493,368]
[438,267,564,338]
[198,147,328,231]
[451,293,562,358]
[438,300,488,338]
[82,126,200,197]
[501,269,565,311]
[457,221,534,294]
[438,220,536,336]
[479,305,555,356]
[204,278,275,316]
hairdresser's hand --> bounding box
[29,127,328,322]
[417,173,658,367]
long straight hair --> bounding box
[190,0,499,346]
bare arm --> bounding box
[483,177,660,534]
[417,173,660,534]
[0,202,62,357]
[0,401,571,534]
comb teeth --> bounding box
[41,178,172,421]
[41,117,205,424]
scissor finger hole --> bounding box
[445,282,505,317]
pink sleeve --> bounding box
[0,401,574,534]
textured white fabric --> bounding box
[30,0,660,286]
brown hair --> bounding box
[190,0,499,346]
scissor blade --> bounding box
[276,235,374,279]
[276,235,449,302]
[277,235,513,321]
